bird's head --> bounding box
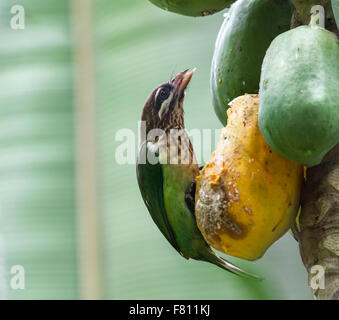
[141,68,195,135]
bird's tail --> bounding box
[199,249,263,281]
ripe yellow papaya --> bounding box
[195,94,303,261]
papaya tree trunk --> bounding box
[291,0,339,300]
[294,145,339,300]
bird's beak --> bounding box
[171,68,196,98]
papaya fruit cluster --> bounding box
[211,0,339,167]
[147,0,339,260]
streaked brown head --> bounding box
[141,68,195,134]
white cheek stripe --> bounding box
[158,91,173,120]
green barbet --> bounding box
[137,69,259,279]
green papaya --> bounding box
[211,0,293,125]
[333,0,339,30]
[148,0,233,17]
[259,24,339,167]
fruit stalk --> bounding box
[291,0,339,299]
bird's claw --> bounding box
[185,180,196,216]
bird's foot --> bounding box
[185,180,196,217]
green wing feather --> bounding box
[137,141,261,280]
[136,141,183,256]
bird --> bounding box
[136,68,259,279]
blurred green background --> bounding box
[0,0,311,299]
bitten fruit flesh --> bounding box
[195,94,303,260]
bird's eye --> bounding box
[158,87,170,101]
